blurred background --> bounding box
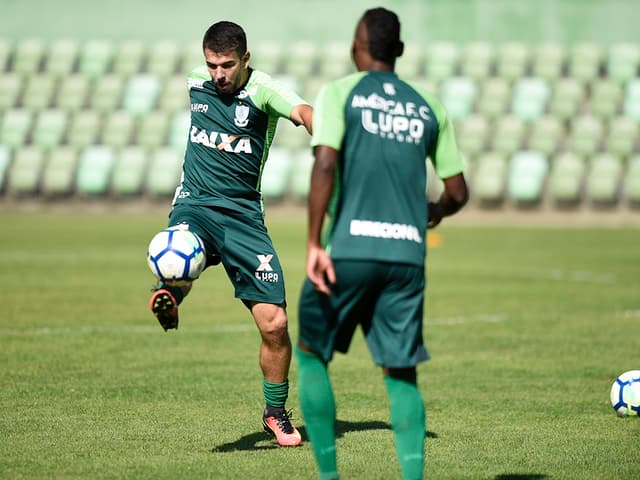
[1,0,639,221]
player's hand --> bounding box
[306,245,336,295]
[427,201,443,229]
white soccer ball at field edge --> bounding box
[146,225,206,285]
[610,370,640,416]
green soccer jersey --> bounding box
[311,70,464,267]
[172,65,307,215]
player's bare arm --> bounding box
[427,172,469,228]
[306,144,337,294]
[290,103,313,135]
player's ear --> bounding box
[243,51,251,67]
[396,41,404,58]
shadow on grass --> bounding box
[212,419,438,452]
[495,475,549,480]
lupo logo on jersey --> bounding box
[254,254,279,283]
[351,92,431,144]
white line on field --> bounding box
[427,313,507,326]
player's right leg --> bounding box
[149,281,192,331]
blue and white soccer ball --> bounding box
[610,370,640,416]
[146,225,206,285]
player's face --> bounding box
[204,48,250,94]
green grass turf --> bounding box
[1,211,639,479]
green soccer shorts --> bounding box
[297,259,430,368]
[168,204,286,306]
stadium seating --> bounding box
[76,145,115,195]
[41,146,77,196]
[0,36,638,213]
[507,151,549,205]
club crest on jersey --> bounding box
[234,104,250,127]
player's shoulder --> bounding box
[317,71,368,100]
[402,78,449,120]
[187,64,210,89]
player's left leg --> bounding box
[251,301,301,447]
[383,367,426,480]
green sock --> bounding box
[384,375,426,480]
[263,380,289,409]
[296,346,339,480]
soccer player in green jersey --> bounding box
[296,8,468,479]
[148,21,312,447]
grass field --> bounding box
[1,210,639,479]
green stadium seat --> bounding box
[111,146,148,195]
[0,145,11,192]
[607,116,638,158]
[55,74,90,112]
[145,147,182,196]
[0,108,33,148]
[425,42,459,81]
[317,41,353,79]
[168,111,191,152]
[531,43,565,80]
[567,43,603,82]
[78,40,114,79]
[476,77,510,119]
[590,79,623,119]
[251,42,284,74]
[440,76,477,121]
[7,145,45,195]
[288,150,314,200]
[0,73,22,110]
[76,145,115,195]
[45,39,79,78]
[91,75,124,113]
[549,152,586,205]
[21,74,56,111]
[136,110,170,150]
[282,41,318,80]
[0,38,12,72]
[457,114,488,158]
[113,40,145,79]
[180,41,205,74]
[396,43,425,80]
[472,151,508,205]
[549,77,586,121]
[527,114,563,156]
[273,118,308,151]
[147,40,180,78]
[507,151,548,205]
[496,42,530,82]
[607,43,640,84]
[13,38,44,76]
[40,146,77,196]
[122,73,161,116]
[623,155,640,206]
[67,110,101,149]
[102,110,135,148]
[302,77,325,105]
[157,74,189,114]
[510,77,550,122]
[567,114,603,158]
[491,114,525,157]
[261,147,293,201]
[32,109,68,151]
[585,153,623,205]
[623,79,640,122]
[460,42,494,80]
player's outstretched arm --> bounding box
[427,172,469,229]
[290,104,313,135]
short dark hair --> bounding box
[202,21,247,56]
[361,8,404,63]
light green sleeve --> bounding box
[248,70,308,119]
[410,82,465,179]
[311,72,366,150]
